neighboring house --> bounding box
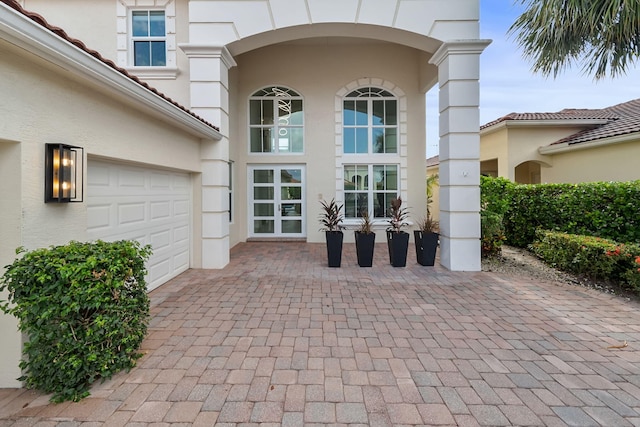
[482,99,640,184]
[1,0,490,386]
[428,98,640,220]
[428,99,640,190]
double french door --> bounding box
[248,165,305,238]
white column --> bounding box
[430,40,491,271]
[180,44,236,269]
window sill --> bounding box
[125,66,179,80]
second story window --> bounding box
[132,10,166,66]
[343,87,398,154]
[249,87,304,154]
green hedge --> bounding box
[505,181,640,247]
[480,176,514,256]
[530,230,640,291]
[0,240,152,402]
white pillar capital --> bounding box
[429,39,492,67]
[179,43,237,69]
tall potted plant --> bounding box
[319,199,344,267]
[414,214,439,266]
[386,197,410,267]
[354,210,375,267]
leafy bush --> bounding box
[480,176,514,256]
[481,176,515,217]
[505,181,640,247]
[481,210,506,257]
[0,240,152,402]
[530,230,640,291]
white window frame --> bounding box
[116,0,178,79]
[343,87,398,155]
[343,164,400,220]
[335,80,408,225]
[130,10,167,67]
[248,86,305,155]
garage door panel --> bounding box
[150,172,171,189]
[118,202,146,225]
[151,201,171,220]
[174,199,190,217]
[174,224,189,244]
[87,204,111,230]
[150,229,171,250]
[88,160,191,291]
[173,249,189,272]
[173,174,190,189]
[119,169,146,188]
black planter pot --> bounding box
[354,231,376,267]
[414,230,439,266]
[325,231,344,267]
[386,230,409,267]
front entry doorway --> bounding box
[248,165,305,238]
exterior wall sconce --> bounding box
[44,143,84,203]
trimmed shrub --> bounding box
[480,176,514,256]
[505,181,640,247]
[530,230,640,291]
[481,210,506,257]
[0,240,152,402]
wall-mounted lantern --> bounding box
[44,143,84,203]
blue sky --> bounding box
[426,0,640,157]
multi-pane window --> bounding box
[132,10,166,66]
[249,87,304,153]
[343,164,398,218]
[343,87,397,154]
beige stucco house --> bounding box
[1,0,490,386]
[428,99,640,218]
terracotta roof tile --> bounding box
[481,109,617,130]
[1,0,219,132]
[552,99,640,145]
[482,98,640,147]
[426,155,439,167]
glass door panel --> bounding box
[249,165,305,237]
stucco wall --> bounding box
[228,41,429,245]
[542,141,640,183]
[481,125,592,182]
[22,0,193,107]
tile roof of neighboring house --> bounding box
[552,99,640,145]
[426,155,440,167]
[482,98,640,147]
[1,0,219,132]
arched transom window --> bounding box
[343,87,398,154]
[249,86,304,154]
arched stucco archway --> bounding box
[179,0,489,271]
[515,161,542,184]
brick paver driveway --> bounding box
[1,242,640,426]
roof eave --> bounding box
[539,132,639,155]
[0,3,222,141]
[481,118,611,135]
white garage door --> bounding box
[87,160,191,290]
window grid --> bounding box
[249,87,304,154]
[343,87,398,155]
[344,164,399,219]
[131,10,166,66]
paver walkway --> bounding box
[1,242,640,426]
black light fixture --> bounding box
[45,143,84,203]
